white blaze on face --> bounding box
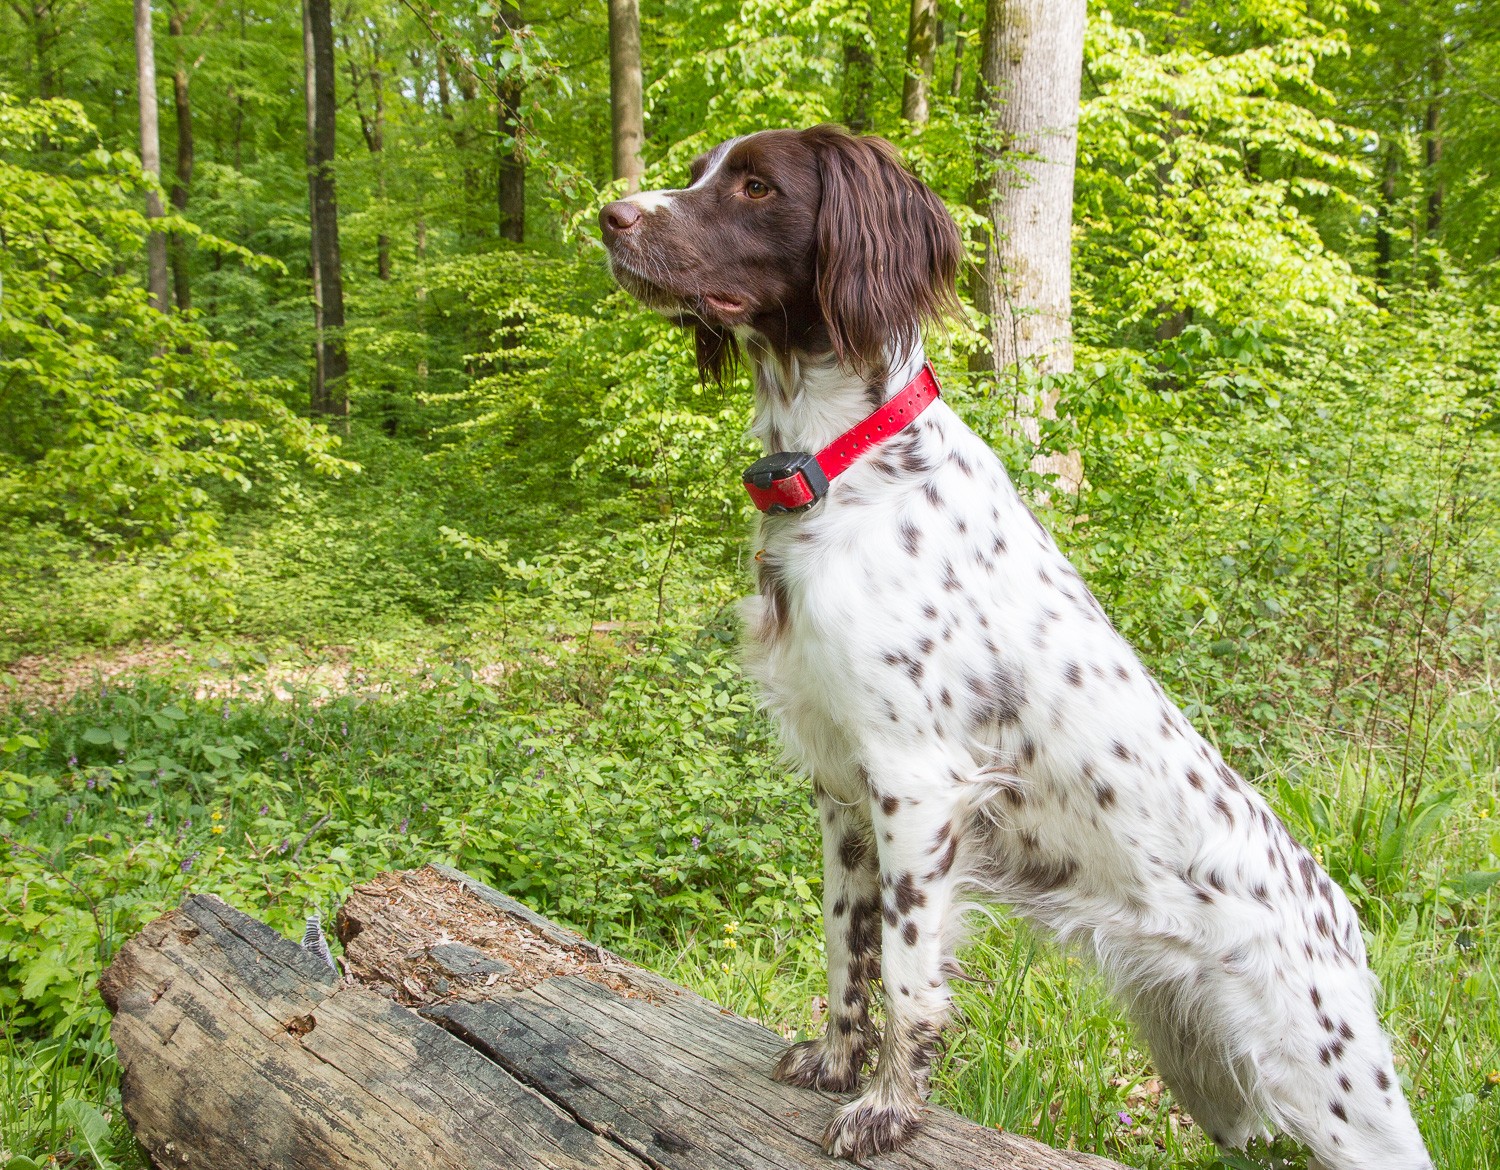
[622,136,742,216]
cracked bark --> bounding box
[102,866,1132,1170]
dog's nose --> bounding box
[600,200,642,242]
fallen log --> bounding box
[99,865,1131,1170]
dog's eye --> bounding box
[745,179,771,199]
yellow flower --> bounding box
[1487,1070,1500,1086]
[723,921,739,934]
[1479,808,1490,820]
[211,825,225,835]
[720,962,731,973]
[211,810,222,821]
[724,938,738,949]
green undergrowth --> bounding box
[6,622,1494,1168]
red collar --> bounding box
[742,363,941,514]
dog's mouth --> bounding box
[609,257,750,325]
[702,292,746,316]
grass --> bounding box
[1,628,1497,1169]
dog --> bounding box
[599,125,1432,1169]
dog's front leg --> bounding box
[773,786,881,1092]
[822,776,961,1160]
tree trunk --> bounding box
[841,10,873,135]
[168,7,193,313]
[21,0,65,99]
[304,0,348,415]
[496,1,525,243]
[1423,54,1444,238]
[374,65,389,281]
[100,867,1136,1170]
[1374,140,1398,290]
[972,0,1085,492]
[134,0,170,313]
[346,34,391,280]
[608,0,644,192]
[901,0,938,125]
[949,9,966,99]
[302,0,326,409]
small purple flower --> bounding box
[280,750,290,762]
[145,811,155,827]
[184,817,192,829]
[277,837,290,854]
[341,722,349,737]
[221,700,230,720]
[397,817,409,834]
[64,809,74,824]
[181,851,199,872]
[68,755,78,768]
[86,776,96,789]
[1117,1112,1133,1126]
[691,836,701,849]
[259,804,269,816]
[420,803,428,813]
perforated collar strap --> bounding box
[742,363,941,514]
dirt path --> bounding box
[0,640,514,711]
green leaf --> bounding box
[59,1098,118,1170]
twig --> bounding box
[292,812,333,861]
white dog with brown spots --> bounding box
[600,125,1432,1169]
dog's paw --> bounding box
[821,1092,923,1160]
[772,1038,863,1093]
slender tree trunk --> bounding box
[608,0,644,192]
[168,8,194,313]
[901,0,938,125]
[1374,140,1398,289]
[302,0,326,407]
[949,8,966,98]
[374,66,390,281]
[972,0,1085,491]
[435,46,453,116]
[303,0,347,414]
[346,36,391,280]
[1423,54,1444,237]
[495,1,525,243]
[841,6,873,135]
[134,0,171,313]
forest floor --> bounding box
[3,617,1497,1170]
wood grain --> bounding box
[100,867,1132,1170]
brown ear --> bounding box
[808,126,962,375]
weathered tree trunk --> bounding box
[608,0,644,192]
[100,866,1132,1170]
[304,0,348,415]
[902,0,938,125]
[972,0,1085,492]
[167,6,194,313]
[841,4,873,134]
[134,0,171,313]
[496,0,525,244]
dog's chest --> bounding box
[740,413,1062,774]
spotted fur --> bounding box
[601,126,1432,1169]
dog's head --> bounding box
[600,126,962,381]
